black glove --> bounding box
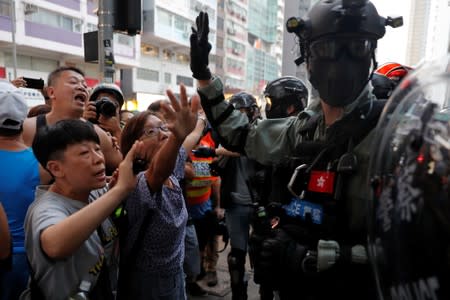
[192,146,216,158]
[190,12,212,80]
[255,228,307,286]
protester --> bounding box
[117,84,201,300]
[22,66,122,175]
[21,119,140,300]
[371,62,412,99]
[0,80,49,300]
[0,203,10,262]
[119,110,137,128]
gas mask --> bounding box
[308,37,374,107]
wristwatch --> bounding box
[198,76,224,100]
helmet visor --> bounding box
[310,38,375,60]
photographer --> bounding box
[84,83,124,143]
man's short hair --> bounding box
[32,119,100,169]
[47,66,85,87]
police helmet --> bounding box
[229,92,260,122]
[264,76,308,119]
[286,0,402,63]
[368,54,450,299]
[371,62,413,99]
[89,83,124,108]
[286,0,403,107]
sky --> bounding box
[370,0,412,66]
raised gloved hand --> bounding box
[190,12,212,80]
[192,146,216,158]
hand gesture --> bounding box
[190,11,212,80]
[163,84,200,141]
[115,140,144,193]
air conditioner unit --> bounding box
[24,3,38,15]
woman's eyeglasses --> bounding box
[142,124,169,138]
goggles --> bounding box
[310,38,375,60]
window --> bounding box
[158,9,171,27]
[5,53,58,72]
[25,7,82,33]
[176,75,193,87]
[142,44,159,57]
[174,15,186,31]
[0,2,10,17]
[217,37,224,50]
[86,23,97,32]
[217,17,224,31]
[164,72,171,84]
[137,68,159,82]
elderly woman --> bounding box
[117,85,206,300]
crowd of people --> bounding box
[0,0,449,300]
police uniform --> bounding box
[199,78,382,299]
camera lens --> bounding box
[96,97,117,118]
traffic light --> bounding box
[113,0,142,36]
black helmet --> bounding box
[264,76,308,119]
[89,83,125,108]
[229,92,260,122]
[371,62,413,99]
[286,0,402,107]
[368,54,450,299]
[286,0,402,64]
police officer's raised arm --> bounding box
[191,12,298,165]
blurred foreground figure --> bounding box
[369,54,450,300]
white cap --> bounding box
[0,80,28,130]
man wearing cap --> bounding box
[22,66,122,175]
[83,83,125,143]
[0,80,49,299]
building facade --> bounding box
[126,0,217,110]
[0,0,139,91]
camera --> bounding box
[94,97,117,119]
[23,77,44,90]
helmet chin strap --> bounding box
[359,52,378,119]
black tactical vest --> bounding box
[279,99,386,244]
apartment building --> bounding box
[245,0,279,95]
[0,0,139,90]
[123,0,217,110]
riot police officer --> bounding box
[189,0,402,298]
[368,54,450,300]
[216,92,264,300]
[264,76,308,119]
[371,62,412,100]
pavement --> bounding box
[188,241,261,300]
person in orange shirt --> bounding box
[185,120,223,288]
